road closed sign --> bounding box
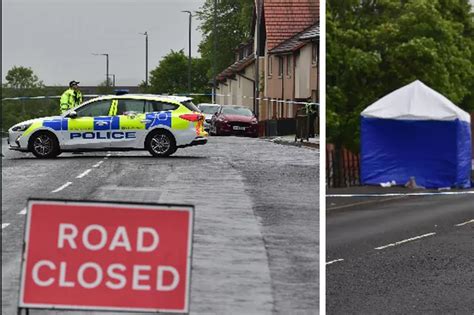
[19,199,194,313]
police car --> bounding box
[8,94,208,158]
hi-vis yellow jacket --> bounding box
[60,88,83,113]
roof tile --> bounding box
[264,0,318,50]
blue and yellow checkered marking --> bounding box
[111,116,120,130]
[145,112,172,129]
[42,111,173,132]
[43,119,63,131]
[94,117,112,130]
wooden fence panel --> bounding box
[326,144,361,188]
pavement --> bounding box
[265,134,319,149]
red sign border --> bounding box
[18,198,194,314]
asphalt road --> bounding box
[2,136,319,314]
[327,194,474,314]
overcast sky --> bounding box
[2,0,204,86]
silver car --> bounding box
[197,103,222,132]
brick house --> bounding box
[215,41,256,109]
[215,0,319,135]
[263,23,319,120]
[259,0,318,122]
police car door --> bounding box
[63,99,114,149]
[111,99,147,148]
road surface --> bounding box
[327,194,474,314]
[2,136,319,314]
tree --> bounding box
[196,0,254,79]
[327,0,474,151]
[1,86,63,131]
[148,49,211,99]
[4,66,44,89]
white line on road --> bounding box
[326,259,344,265]
[455,219,474,227]
[76,169,92,179]
[93,161,104,168]
[2,223,10,229]
[375,232,436,250]
[18,208,26,215]
[327,191,474,197]
[51,182,72,193]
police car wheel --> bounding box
[29,131,60,158]
[146,130,176,157]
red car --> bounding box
[210,106,258,137]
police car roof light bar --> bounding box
[115,89,129,95]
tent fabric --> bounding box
[361,80,470,122]
[360,80,472,189]
[361,118,471,188]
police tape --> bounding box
[186,93,319,106]
[326,191,474,197]
[2,93,319,106]
[1,95,100,101]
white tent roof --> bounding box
[361,80,470,123]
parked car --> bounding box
[197,103,222,132]
[8,94,207,158]
[210,105,258,137]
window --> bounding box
[286,56,292,76]
[312,42,318,65]
[268,56,272,76]
[116,99,146,115]
[221,106,253,117]
[181,100,200,112]
[198,105,220,114]
[145,100,179,112]
[278,57,283,77]
[76,100,111,117]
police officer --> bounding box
[60,80,83,113]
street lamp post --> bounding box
[139,32,149,87]
[181,11,192,94]
[108,74,116,87]
[92,53,109,88]
[212,0,217,104]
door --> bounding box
[110,98,149,148]
[62,99,114,149]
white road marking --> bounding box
[2,223,10,229]
[327,191,474,197]
[93,161,104,168]
[18,208,27,215]
[51,182,72,193]
[99,185,161,192]
[326,259,344,265]
[455,219,474,227]
[76,169,92,179]
[375,232,436,250]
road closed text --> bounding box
[20,201,193,312]
[30,224,180,292]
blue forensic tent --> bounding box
[361,80,472,189]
